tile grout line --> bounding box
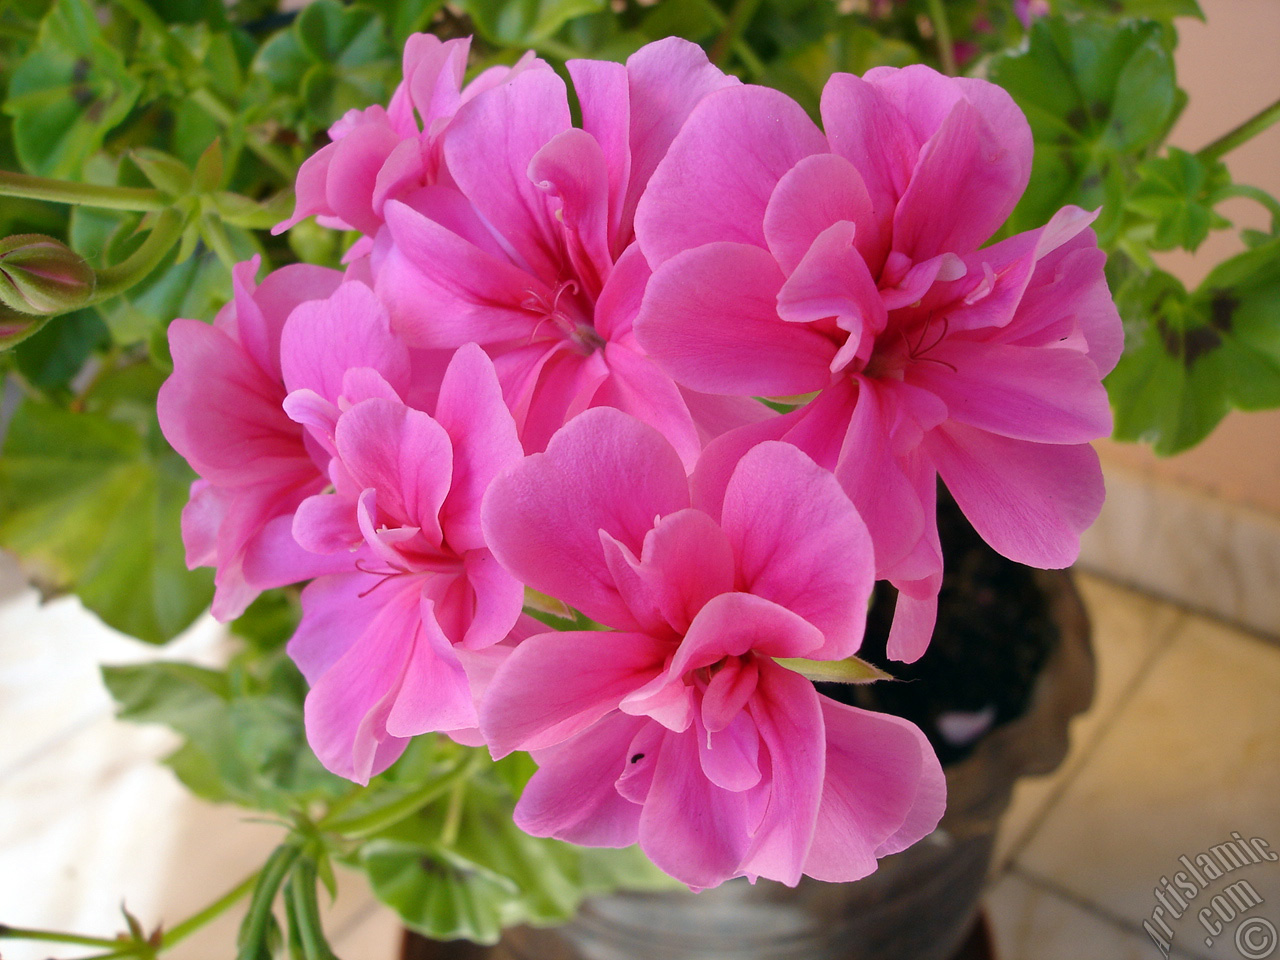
[0,706,110,781]
[1009,863,1215,960]
[996,603,1187,872]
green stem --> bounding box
[88,209,186,304]
[319,752,483,840]
[710,0,765,68]
[925,0,957,76]
[1218,183,1280,234]
[160,871,259,949]
[190,89,295,182]
[237,843,303,960]
[0,170,167,212]
[439,778,466,848]
[1197,97,1280,163]
[0,924,124,949]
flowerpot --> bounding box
[402,503,1095,960]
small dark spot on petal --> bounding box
[629,753,644,764]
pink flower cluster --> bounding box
[159,35,1119,889]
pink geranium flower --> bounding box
[273,34,543,259]
[159,257,346,620]
[286,342,525,783]
[633,66,1122,661]
[371,37,767,463]
[479,408,944,889]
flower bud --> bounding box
[0,301,49,350]
[0,234,95,316]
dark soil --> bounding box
[821,489,1059,767]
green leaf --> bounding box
[1048,0,1203,21]
[774,654,894,684]
[458,0,608,46]
[0,401,214,642]
[3,0,143,177]
[1124,147,1232,252]
[12,308,109,391]
[990,16,1178,236]
[1107,241,1280,453]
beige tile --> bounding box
[1014,613,1280,956]
[1079,464,1280,642]
[985,872,1168,960]
[993,574,1183,871]
[331,896,405,960]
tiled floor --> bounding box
[1,553,1277,960]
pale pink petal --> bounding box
[700,655,760,733]
[803,697,945,882]
[927,424,1104,568]
[289,572,380,683]
[720,440,874,657]
[636,84,826,268]
[679,388,776,449]
[886,570,941,664]
[480,630,671,756]
[637,242,835,397]
[515,712,646,847]
[432,343,523,553]
[292,492,362,554]
[481,408,690,629]
[239,261,345,382]
[592,243,648,341]
[274,145,336,234]
[334,398,453,540]
[241,512,357,587]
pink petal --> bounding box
[443,67,571,281]
[617,37,739,244]
[325,117,403,236]
[697,710,761,793]
[720,440,874,657]
[159,318,306,486]
[280,281,411,403]
[928,423,1105,567]
[481,407,690,629]
[480,630,671,756]
[334,398,453,540]
[636,84,826,268]
[886,569,942,664]
[637,242,836,397]
[910,341,1111,444]
[776,221,886,369]
[299,576,424,783]
[592,243,648,342]
[239,261,344,382]
[763,152,881,275]
[892,88,1031,260]
[528,128,613,298]
[377,200,543,348]
[566,57,631,253]
[383,597,476,736]
[739,661,825,886]
[672,593,825,678]
[515,711,646,847]
[803,697,945,882]
[432,343,523,553]
[596,342,702,471]
[457,549,524,650]
[292,492,362,555]
[639,726,755,888]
